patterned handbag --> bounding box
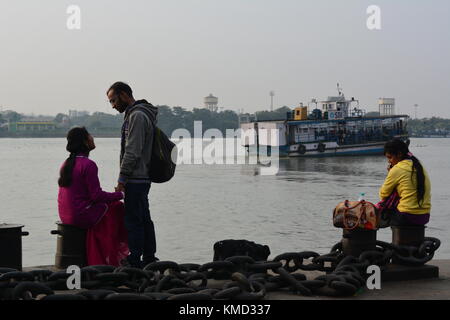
[333,200,378,230]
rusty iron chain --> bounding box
[0,236,441,300]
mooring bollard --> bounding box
[341,228,377,257]
[50,222,87,269]
[381,225,439,280]
[391,225,425,247]
[0,224,29,270]
[391,225,425,265]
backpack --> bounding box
[213,239,271,261]
[130,106,177,183]
[150,126,177,183]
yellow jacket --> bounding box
[379,159,431,214]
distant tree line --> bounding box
[52,106,295,136]
[252,106,292,121]
[408,118,450,137]
[2,107,450,137]
[0,111,22,125]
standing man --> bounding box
[107,82,159,268]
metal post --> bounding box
[254,122,260,164]
[270,91,274,112]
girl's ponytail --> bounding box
[58,153,76,187]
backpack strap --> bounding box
[128,105,156,127]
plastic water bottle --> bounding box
[358,192,366,201]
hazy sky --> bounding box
[0,0,449,117]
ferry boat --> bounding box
[240,87,410,157]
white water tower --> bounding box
[379,98,395,116]
[204,94,218,112]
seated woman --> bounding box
[58,127,129,266]
[377,138,431,226]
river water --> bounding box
[0,138,448,267]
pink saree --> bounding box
[86,200,129,266]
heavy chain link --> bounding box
[0,236,440,300]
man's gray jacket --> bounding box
[119,100,158,184]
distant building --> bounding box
[22,116,54,122]
[204,94,218,112]
[69,110,90,118]
[9,121,56,132]
[62,116,70,125]
[379,98,395,116]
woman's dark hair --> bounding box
[58,127,91,187]
[384,138,426,207]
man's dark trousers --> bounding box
[124,183,156,266]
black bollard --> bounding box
[0,224,29,270]
[382,225,439,280]
[51,222,87,269]
[391,225,425,265]
[391,225,425,247]
[341,228,377,257]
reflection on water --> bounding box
[279,156,384,174]
[242,156,388,181]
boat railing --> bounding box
[304,128,407,145]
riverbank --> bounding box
[0,132,120,138]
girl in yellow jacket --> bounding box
[378,139,431,226]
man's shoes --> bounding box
[141,257,160,269]
[119,258,130,267]
[120,257,141,269]
[120,256,160,269]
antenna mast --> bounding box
[270,91,275,112]
[337,83,343,96]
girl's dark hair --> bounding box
[58,127,91,187]
[384,138,425,207]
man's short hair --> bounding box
[107,82,133,97]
